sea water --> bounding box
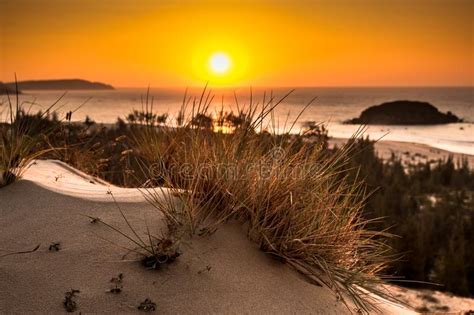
[1,86,472,154]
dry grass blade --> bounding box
[0,244,41,259]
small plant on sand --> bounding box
[63,289,80,312]
[87,191,181,270]
[137,298,157,312]
[131,88,396,312]
[140,236,181,270]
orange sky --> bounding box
[1,0,472,87]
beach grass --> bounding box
[128,88,395,312]
[0,85,62,188]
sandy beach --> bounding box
[330,138,474,168]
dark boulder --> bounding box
[345,100,461,125]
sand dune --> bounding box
[0,160,466,314]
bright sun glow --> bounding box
[209,52,231,75]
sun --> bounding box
[209,52,231,75]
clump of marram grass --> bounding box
[131,88,397,312]
[0,83,63,188]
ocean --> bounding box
[1,87,473,154]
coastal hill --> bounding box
[5,79,114,90]
[346,100,461,125]
[0,81,19,94]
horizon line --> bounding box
[2,78,472,89]
[114,85,474,89]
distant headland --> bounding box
[0,82,19,94]
[345,100,462,125]
[4,79,114,91]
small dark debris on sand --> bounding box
[141,251,180,269]
[141,238,181,270]
[89,216,101,224]
[49,242,61,252]
[434,305,450,312]
[198,265,212,274]
[419,293,439,304]
[138,298,156,312]
[63,289,80,312]
[107,273,123,294]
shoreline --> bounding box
[84,122,474,159]
[329,138,474,168]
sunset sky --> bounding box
[1,0,472,87]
